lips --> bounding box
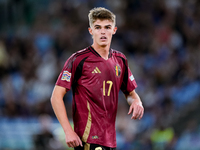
[100,36,107,39]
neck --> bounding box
[92,44,110,60]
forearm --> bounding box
[126,90,142,106]
[51,89,83,148]
[51,97,73,133]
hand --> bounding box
[128,99,144,120]
[65,130,83,148]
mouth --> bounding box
[100,36,107,40]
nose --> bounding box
[101,28,106,34]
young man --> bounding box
[51,7,144,150]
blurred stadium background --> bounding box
[0,0,200,150]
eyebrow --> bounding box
[94,24,112,28]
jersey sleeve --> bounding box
[120,58,137,95]
[56,54,75,90]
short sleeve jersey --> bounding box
[56,46,137,148]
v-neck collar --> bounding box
[89,46,112,59]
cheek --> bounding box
[93,34,99,41]
[108,32,113,38]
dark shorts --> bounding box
[74,142,116,150]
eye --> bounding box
[95,26,101,29]
[105,26,111,29]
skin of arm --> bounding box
[50,85,83,148]
[126,90,144,120]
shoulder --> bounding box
[68,47,91,63]
[64,47,91,69]
[111,49,127,60]
[71,47,91,60]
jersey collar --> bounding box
[89,46,112,58]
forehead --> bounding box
[93,19,114,26]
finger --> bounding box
[134,106,144,120]
[67,143,70,148]
[136,109,142,120]
[137,105,144,120]
[78,137,83,147]
[136,106,142,119]
[139,108,144,120]
[68,140,76,148]
[67,142,73,148]
[74,140,79,147]
[131,106,138,120]
[128,106,133,115]
[137,106,144,119]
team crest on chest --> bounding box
[115,64,121,77]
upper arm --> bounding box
[51,85,68,101]
[118,55,137,95]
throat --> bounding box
[98,50,110,60]
[91,45,110,60]
[102,55,109,60]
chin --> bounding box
[99,42,108,47]
[100,44,107,47]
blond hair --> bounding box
[88,7,116,27]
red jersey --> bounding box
[56,46,137,148]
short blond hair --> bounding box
[88,7,116,27]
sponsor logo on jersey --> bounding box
[61,71,71,82]
[92,135,99,139]
[115,64,121,77]
[92,67,101,73]
[129,74,134,81]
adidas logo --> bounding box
[92,67,101,73]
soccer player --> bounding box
[51,7,144,150]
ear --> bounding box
[88,27,93,35]
[112,27,117,35]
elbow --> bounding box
[50,94,55,105]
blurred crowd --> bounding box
[0,0,200,150]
